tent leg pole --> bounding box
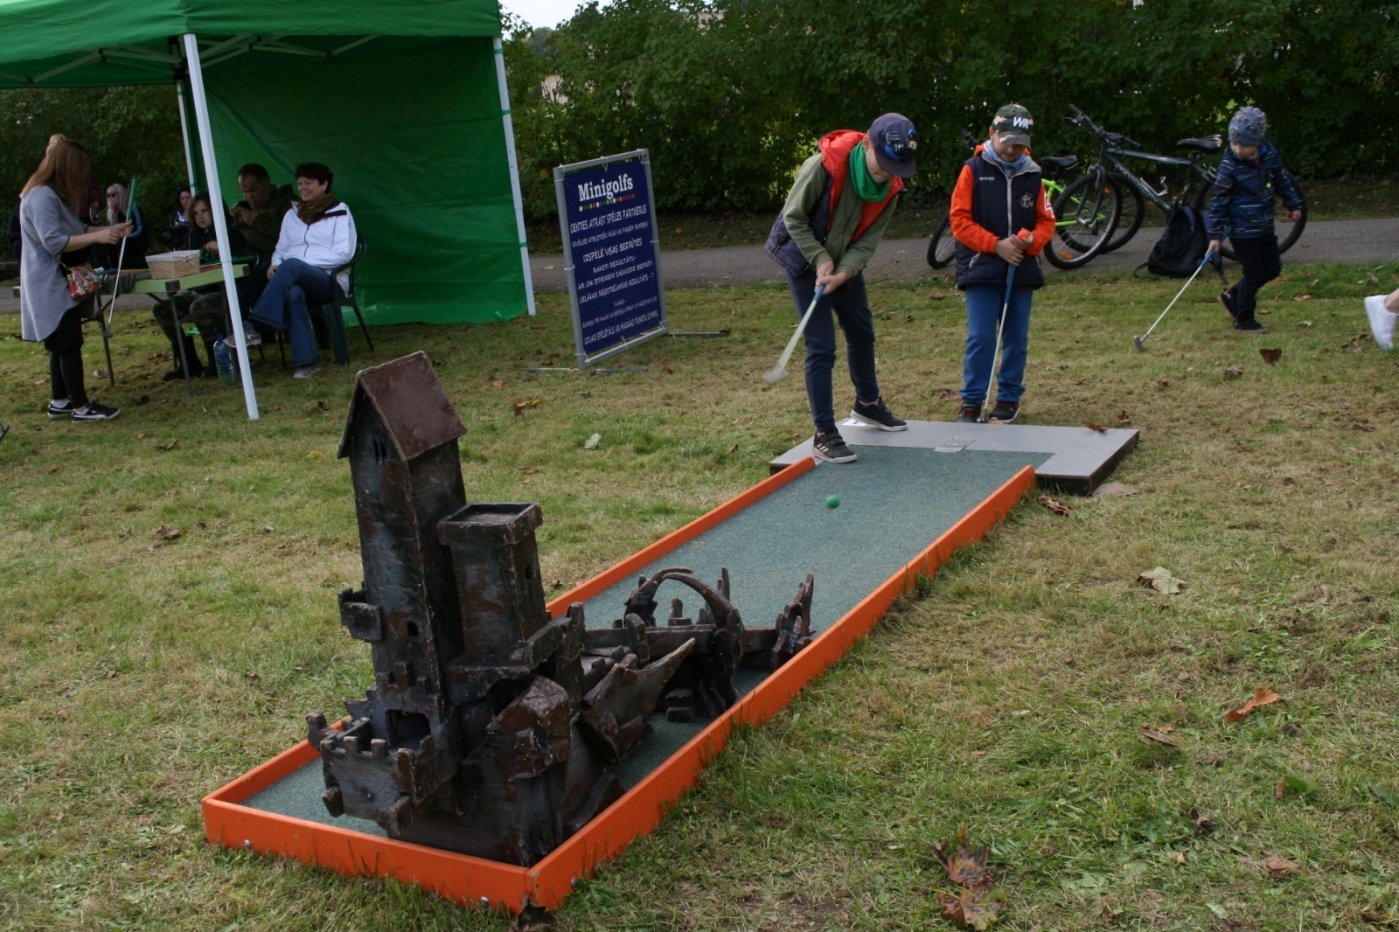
[493,36,535,317]
[182,31,259,421]
[175,79,197,190]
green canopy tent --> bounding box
[0,0,535,419]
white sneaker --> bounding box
[293,364,320,379]
[1365,295,1396,351]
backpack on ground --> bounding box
[1140,204,1207,278]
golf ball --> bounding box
[825,495,840,509]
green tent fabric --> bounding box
[0,1,530,326]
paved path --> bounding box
[527,217,1399,294]
[4,218,1395,316]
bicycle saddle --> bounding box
[1177,135,1223,154]
[1039,155,1078,170]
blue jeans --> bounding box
[250,258,334,367]
[960,284,1033,406]
[786,269,880,435]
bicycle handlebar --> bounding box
[1067,104,1141,149]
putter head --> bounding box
[1133,335,1146,352]
[763,366,787,384]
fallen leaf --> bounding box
[154,439,179,452]
[1225,686,1282,723]
[930,290,947,300]
[1298,320,1313,328]
[1259,347,1282,366]
[1084,422,1107,433]
[47,465,60,475]
[1093,482,1138,498]
[491,379,504,388]
[154,525,182,541]
[262,525,274,533]
[726,444,738,454]
[1138,567,1183,594]
[1173,851,1187,864]
[1140,725,1179,748]
[939,877,1007,931]
[1189,808,1216,833]
[1342,333,1370,352]
[938,388,960,400]
[583,432,601,450]
[932,829,990,886]
[1223,364,1244,379]
[244,671,259,682]
[662,359,673,373]
[308,450,324,460]
[1156,377,1169,389]
[1275,779,1288,800]
[316,399,329,411]
[1116,410,1131,424]
[1038,494,1073,516]
[511,398,542,415]
[1263,853,1301,877]
[92,368,107,379]
[1293,293,1311,301]
[136,394,150,405]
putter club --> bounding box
[764,284,826,384]
[1133,244,1220,352]
[980,230,1030,422]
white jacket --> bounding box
[271,202,357,292]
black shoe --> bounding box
[1219,291,1236,323]
[46,400,75,420]
[988,401,1020,423]
[812,431,857,464]
[162,368,187,382]
[850,398,907,431]
[1234,318,1268,333]
[201,364,219,379]
[956,403,981,424]
[72,401,121,422]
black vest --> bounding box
[954,151,1046,290]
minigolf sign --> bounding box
[554,150,667,368]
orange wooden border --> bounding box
[203,463,1036,913]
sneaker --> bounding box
[812,431,857,464]
[1365,295,1397,350]
[1234,319,1268,333]
[956,403,981,424]
[72,401,120,422]
[46,400,74,420]
[850,398,907,431]
[293,364,320,379]
[242,322,263,347]
[988,401,1020,423]
[1219,291,1236,323]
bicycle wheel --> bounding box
[1045,173,1119,270]
[1098,173,1144,254]
[927,214,957,269]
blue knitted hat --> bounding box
[1229,107,1267,146]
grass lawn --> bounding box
[2,260,1398,931]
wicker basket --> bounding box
[146,250,202,279]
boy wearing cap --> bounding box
[765,113,917,464]
[949,103,1057,424]
[1207,106,1304,334]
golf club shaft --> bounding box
[982,265,1017,420]
[1139,247,1218,344]
[773,284,826,376]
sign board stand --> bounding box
[553,150,667,369]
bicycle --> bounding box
[1056,104,1307,265]
[927,126,1080,269]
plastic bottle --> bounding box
[213,333,236,383]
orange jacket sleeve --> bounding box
[1025,183,1056,257]
[948,164,1000,255]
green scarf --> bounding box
[848,141,891,202]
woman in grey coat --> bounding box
[19,139,129,421]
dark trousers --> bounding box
[43,301,90,407]
[786,269,880,435]
[1225,233,1281,324]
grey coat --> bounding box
[20,185,86,342]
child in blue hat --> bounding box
[1206,106,1304,334]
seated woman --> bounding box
[91,183,148,270]
[159,185,192,247]
[249,162,356,379]
[151,191,252,380]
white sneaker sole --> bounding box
[848,409,908,432]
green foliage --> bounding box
[504,0,1399,221]
[0,85,186,257]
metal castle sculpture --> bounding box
[307,353,813,866]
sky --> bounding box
[501,0,600,29]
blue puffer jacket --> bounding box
[1206,142,1303,241]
